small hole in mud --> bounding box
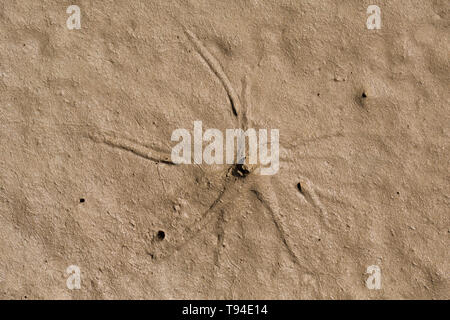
[396,191,400,195]
[157,230,165,241]
[232,164,250,178]
[79,198,85,203]
[362,92,367,98]
[296,182,303,193]
[317,93,320,97]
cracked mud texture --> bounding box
[0,0,449,299]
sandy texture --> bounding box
[0,0,449,299]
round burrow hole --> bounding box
[79,198,85,203]
[156,230,165,241]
